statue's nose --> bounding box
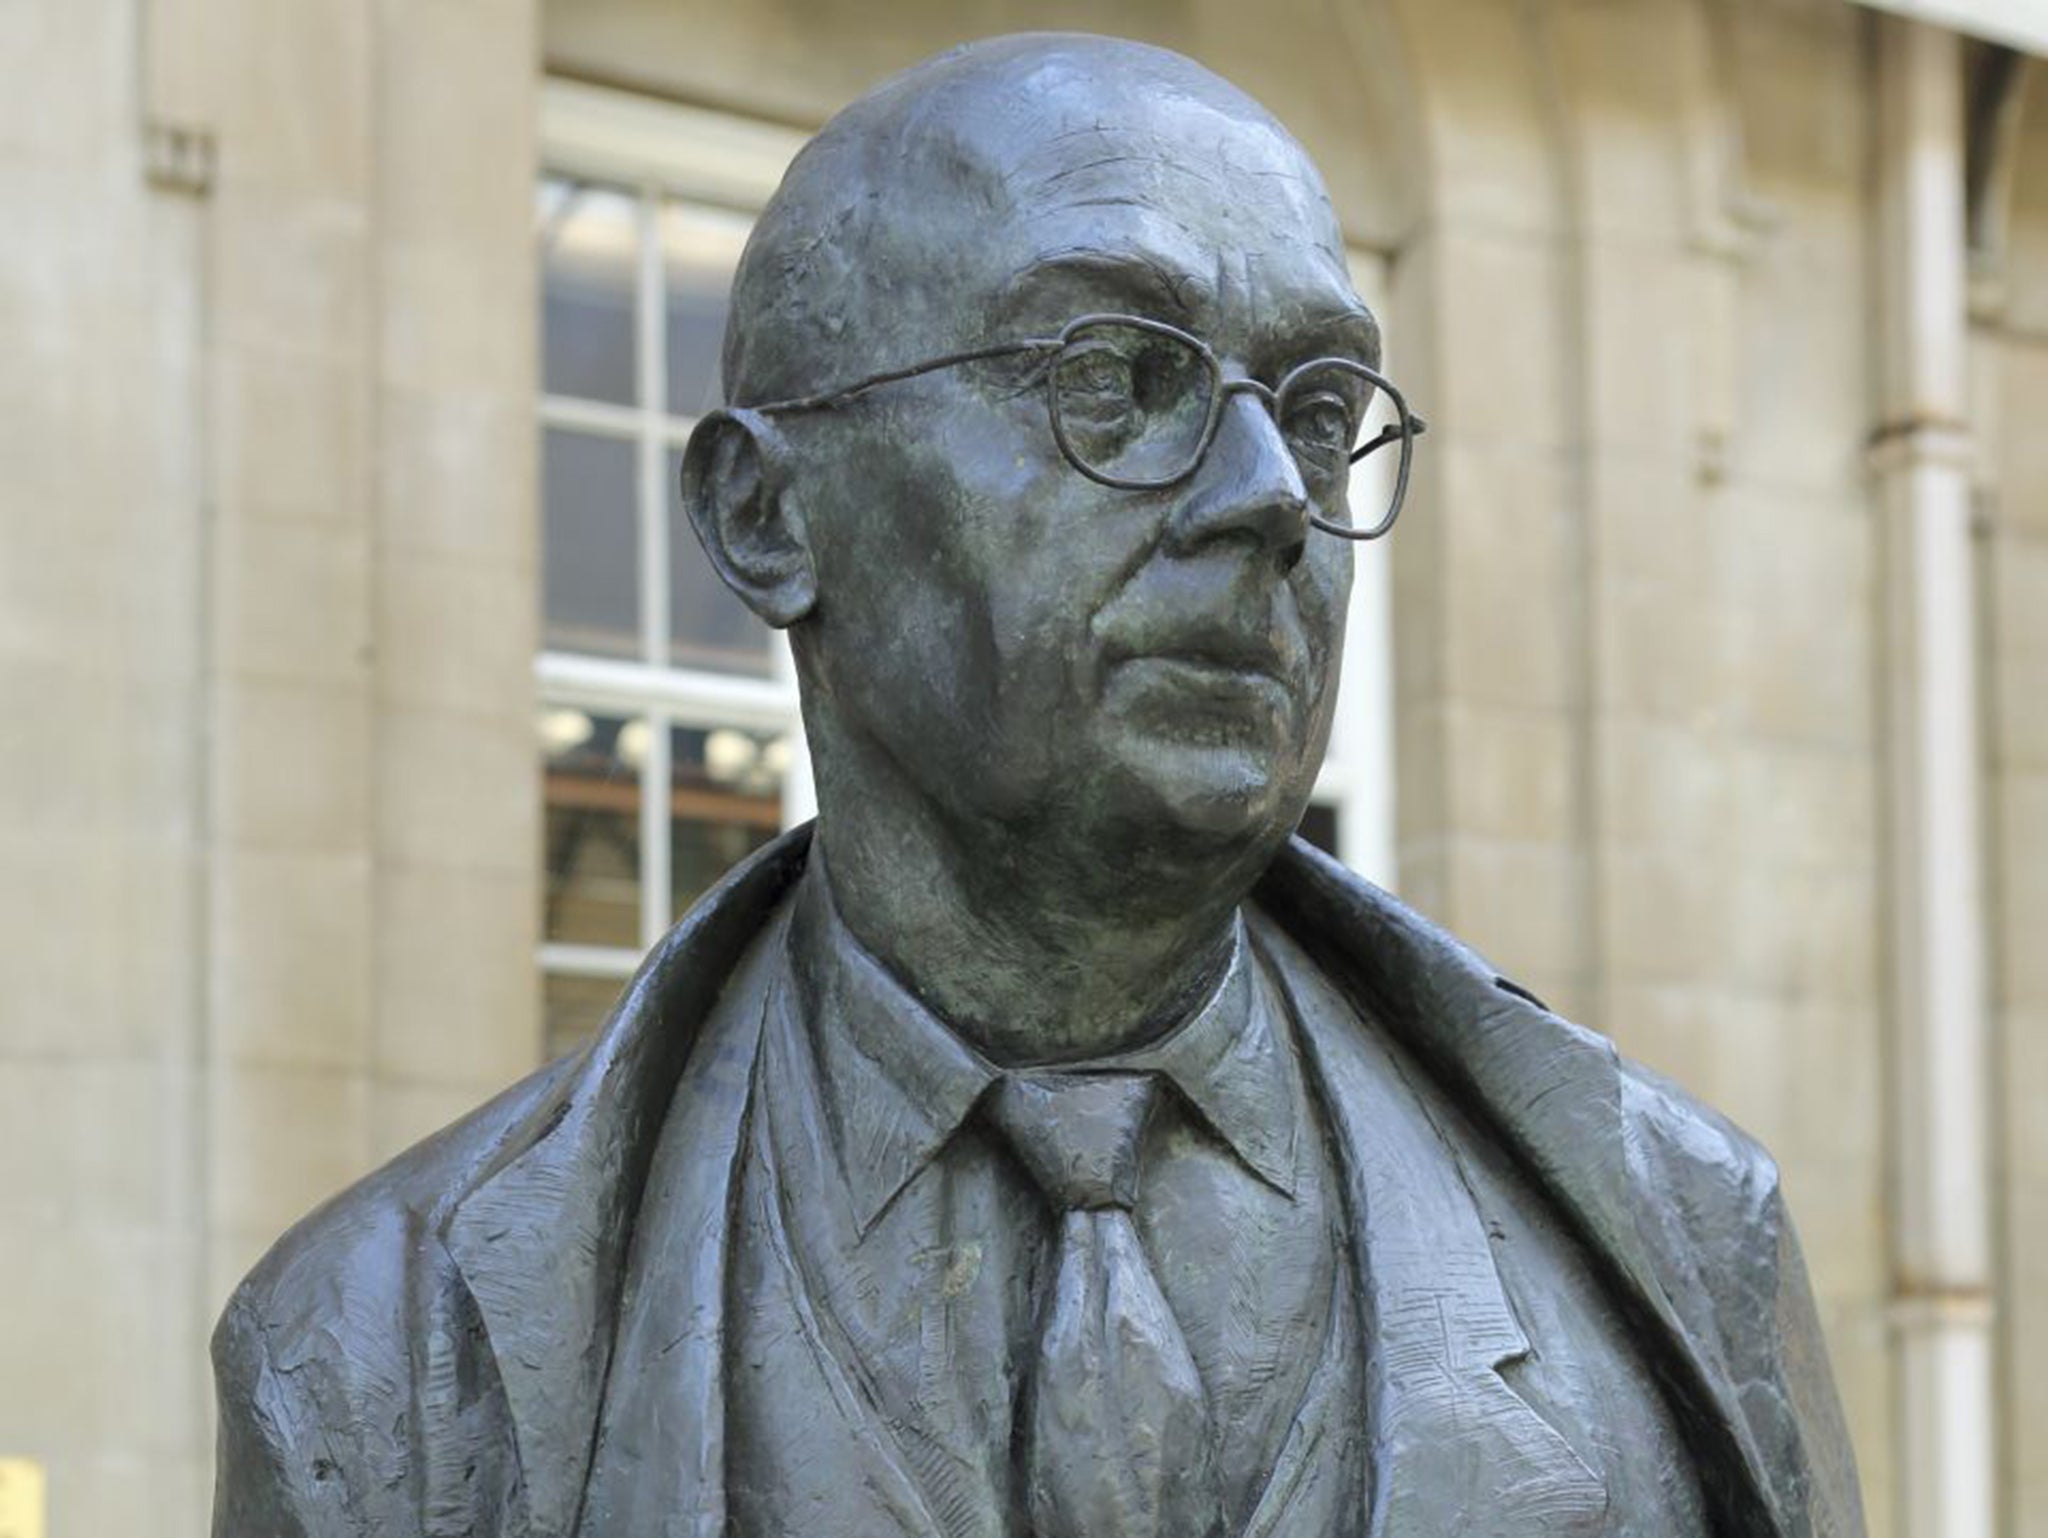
[1165,390,1310,571]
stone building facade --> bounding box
[0,0,2041,1534]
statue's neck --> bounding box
[809,811,1248,1068]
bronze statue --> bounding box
[211,34,1865,1538]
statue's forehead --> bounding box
[724,45,1363,393]
[910,90,1348,306]
[955,79,1333,230]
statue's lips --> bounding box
[1103,651,1298,720]
[1101,623,1299,688]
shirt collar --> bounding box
[787,858,1301,1234]
[1108,924,1301,1199]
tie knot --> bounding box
[988,1072,1158,1211]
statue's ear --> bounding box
[680,407,817,628]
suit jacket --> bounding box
[210,827,1866,1538]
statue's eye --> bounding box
[1059,345,1138,407]
[1283,391,1356,462]
[1049,322,1217,481]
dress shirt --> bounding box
[724,858,1357,1538]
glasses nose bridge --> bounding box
[1205,375,1298,490]
[1216,373,1281,425]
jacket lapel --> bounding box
[1254,838,1786,1535]
[440,829,811,1535]
[1256,919,1608,1538]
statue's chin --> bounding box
[1109,738,1306,850]
[1085,662,1319,852]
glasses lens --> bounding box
[1277,359,1411,533]
[1278,361,1388,476]
[1050,321,1216,484]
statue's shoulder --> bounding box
[208,1053,584,1526]
[214,1052,582,1399]
[1253,838,1790,1253]
[1612,1050,1785,1218]
[1608,1048,1864,1537]
[218,826,815,1361]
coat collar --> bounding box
[441,829,808,1537]
[1252,915,1609,1538]
[441,827,1792,1537]
[790,854,1301,1230]
[1251,837,1790,1536]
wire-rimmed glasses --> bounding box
[723,313,1427,542]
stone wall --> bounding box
[0,3,211,1524]
[1387,1,1893,1523]
[0,1,540,1531]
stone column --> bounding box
[1873,16,1997,1538]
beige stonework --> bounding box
[1980,58,2048,1538]
[0,1,538,1531]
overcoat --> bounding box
[210,827,1866,1538]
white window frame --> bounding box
[534,79,1398,1005]
[1316,251,1399,889]
[537,80,812,989]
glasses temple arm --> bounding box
[741,338,1059,416]
[1318,411,1425,543]
[1346,411,1429,465]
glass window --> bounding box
[1296,802,1340,856]
[540,178,638,407]
[543,429,639,659]
[663,199,751,418]
[671,723,785,919]
[544,971,628,1063]
[537,178,775,679]
[536,156,806,1062]
[541,708,644,948]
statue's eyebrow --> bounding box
[995,249,1214,330]
[1292,306,1382,368]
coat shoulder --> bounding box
[1612,1054,1863,1534]
[210,1053,582,1530]
[220,1053,583,1350]
[1255,838,1866,1536]
[1613,1051,1784,1233]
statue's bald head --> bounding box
[688,34,1370,892]
[722,33,1348,406]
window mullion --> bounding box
[773,634,816,828]
[641,710,673,952]
[636,183,669,670]
[539,942,643,980]
[539,394,644,440]
[536,651,796,732]
[636,184,675,947]
[1334,245,1397,889]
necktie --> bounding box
[988,1071,1227,1538]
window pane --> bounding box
[543,970,624,1061]
[663,199,751,418]
[541,707,645,947]
[1297,802,1340,856]
[545,428,640,659]
[671,723,785,920]
[540,177,639,407]
[666,445,775,675]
